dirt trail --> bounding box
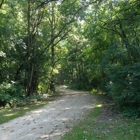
[0,87,96,140]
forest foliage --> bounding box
[0,0,140,117]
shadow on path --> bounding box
[0,87,96,140]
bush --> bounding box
[0,81,24,107]
[106,63,140,117]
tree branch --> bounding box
[37,0,58,9]
[0,0,4,9]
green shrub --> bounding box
[106,63,140,117]
[0,81,25,107]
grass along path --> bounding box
[61,94,140,140]
[0,96,55,124]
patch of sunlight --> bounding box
[0,51,6,57]
[62,85,68,89]
[91,89,98,94]
[23,107,29,110]
[4,113,16,117]
[57,64,61,69]
[65,107,70,110]
[33,110,43,113]
[53,68,59,74]
[96,104,102,108]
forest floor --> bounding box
[0,86,97,140]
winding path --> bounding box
[0,87,96,140]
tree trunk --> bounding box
[27,0,32,96]
[49,3,56,93]
[50,43,55,93]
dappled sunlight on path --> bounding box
[0,87,96,140]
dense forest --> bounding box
[0,0,140,117]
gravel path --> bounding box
[0,87,96,140]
